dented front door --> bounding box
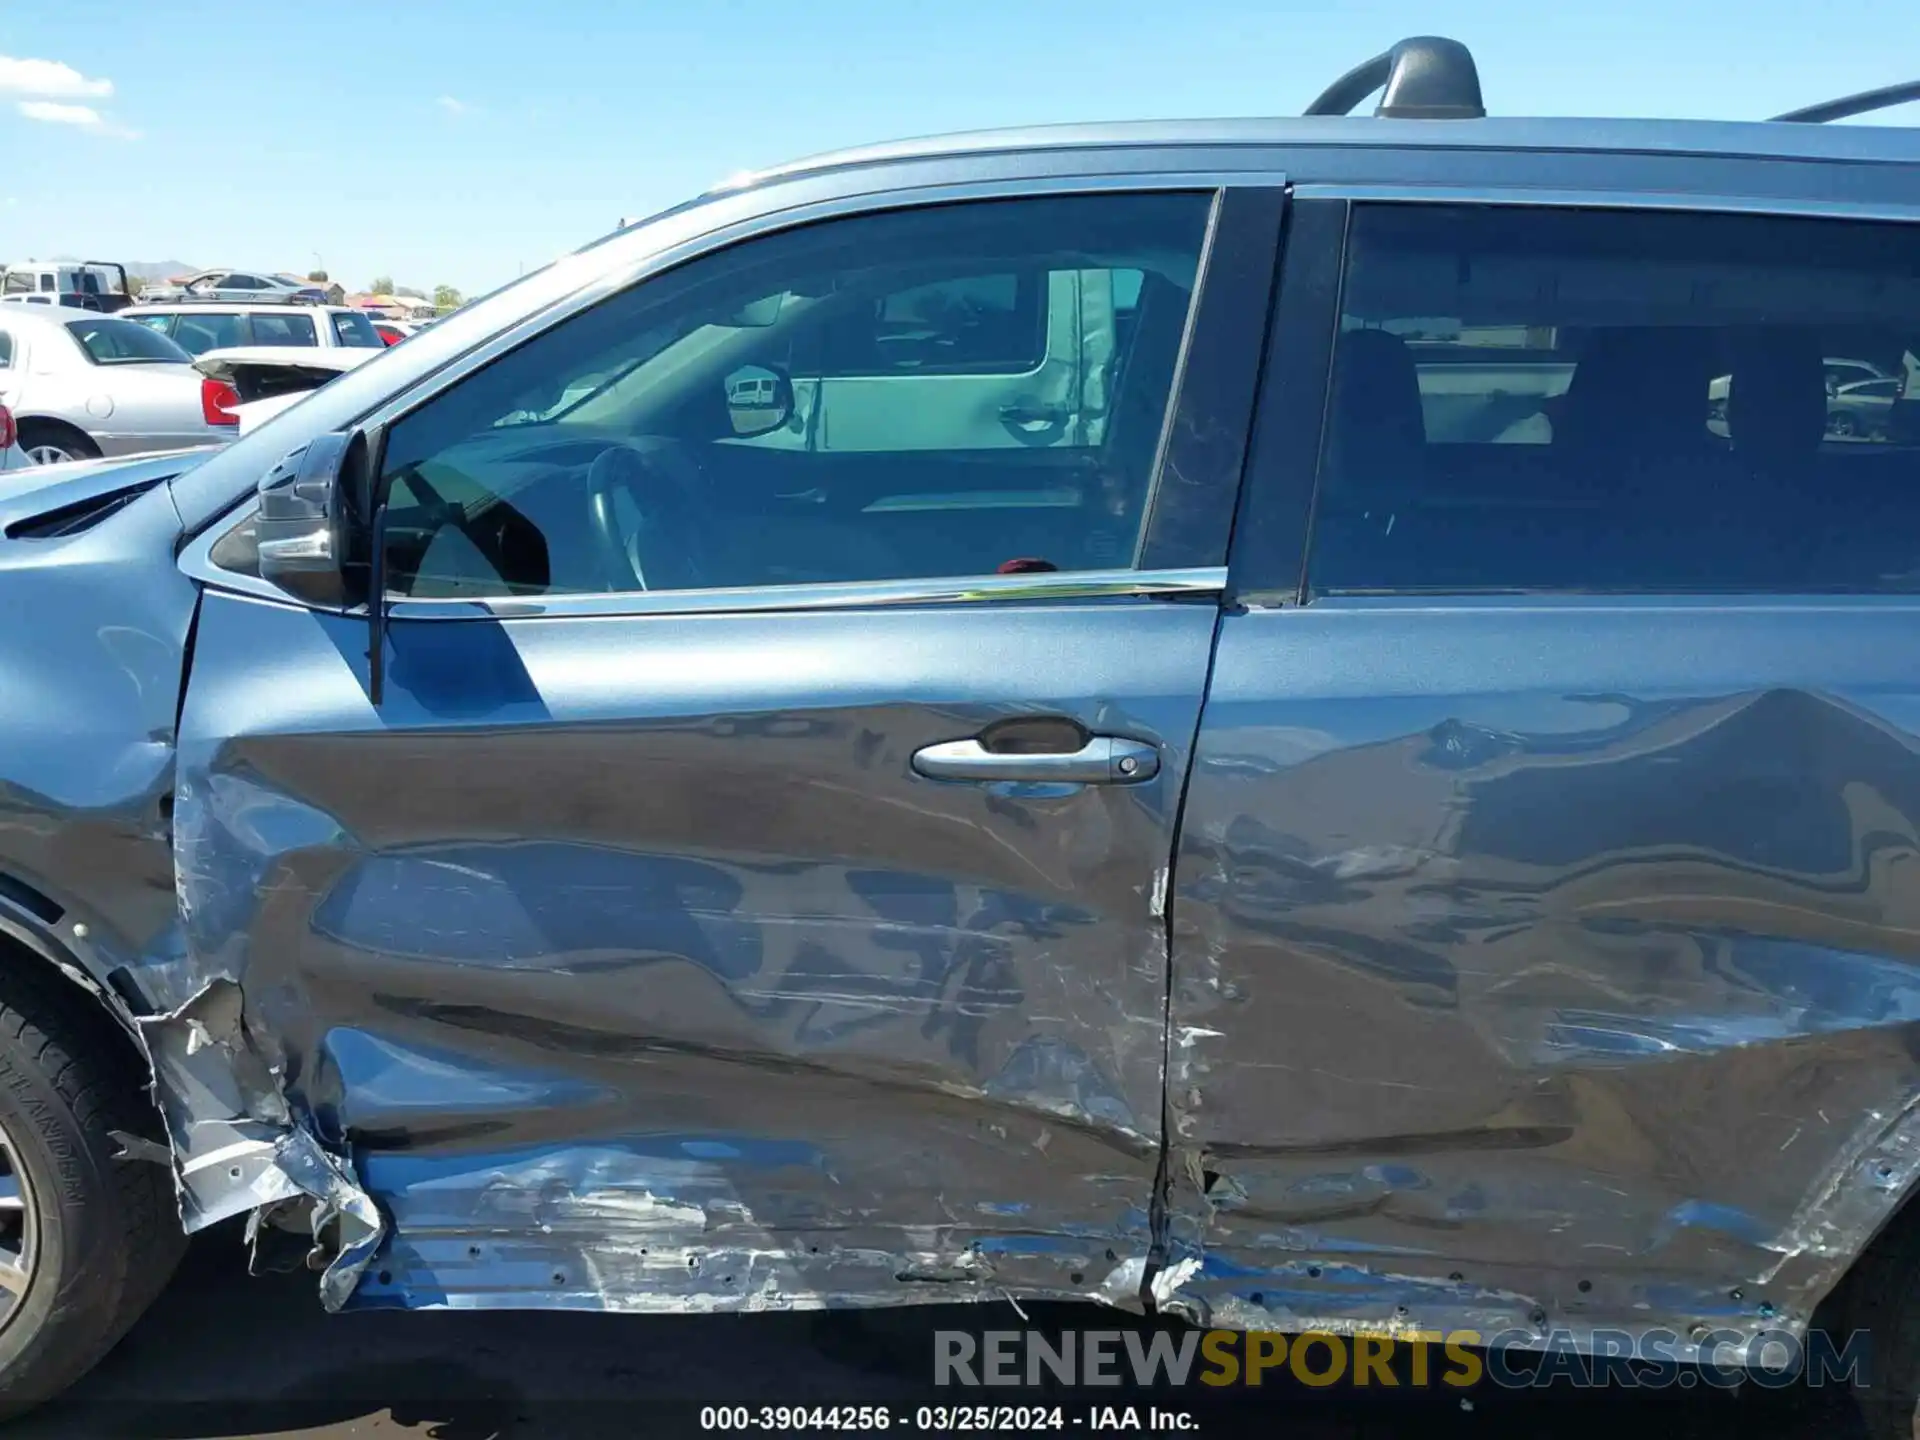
[169,184,1281,1313]
[175,589,1216,1308]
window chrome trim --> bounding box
[1289,183,1920,225]
[381,566,1226,622]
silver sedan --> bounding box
[0,305,224,464]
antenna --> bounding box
[1304,37,1486,120]
[1771,79,1920,124]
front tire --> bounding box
[0,962,184,1416]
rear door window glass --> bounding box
[1310,205,1920,594]
[249,312,318,346]
[170,312,248,356]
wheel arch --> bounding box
[11,415,99,453]
[0,884,146,1047]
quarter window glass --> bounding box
[0,334,12,367]
[1311,205,1920,593]
[249,312,317,346]
[170,312,247,356]
[378,193,1210,599]
[329,310,382,348]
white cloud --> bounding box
[436,95,468,115]
[17,100,138,138]
[0,55,111,99]
[19,100,100,125]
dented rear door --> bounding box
[1166,196,1920,1349]
[171,182,1284,1312]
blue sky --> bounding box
[4,0,1919,296]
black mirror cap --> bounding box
[256,430,368,608]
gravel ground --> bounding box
[5,1229,1871,1439]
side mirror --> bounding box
[256,430,370,607]
[723,363,794,438]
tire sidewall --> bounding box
[0,1031,130,1403]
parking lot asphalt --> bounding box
[7,1227,1872,1439]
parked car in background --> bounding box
[1825,357,1893,393]
[0,262,134,313]
[371,318,422,345]
[193,345,379,433]
[1828,374,1906,439]
[138,270,329,305]
[0,305,226,463]
[125,302,384,358]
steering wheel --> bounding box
[584,439,715,592]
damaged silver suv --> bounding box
[6,35,1920,1431]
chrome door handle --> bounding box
[911,736,1160,784]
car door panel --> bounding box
[170,182,1283,1314]
[176,586,1218,1308]
[1168,601,1920,1339]
[1164,198,1920,1350]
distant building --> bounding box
[347,292,435,320]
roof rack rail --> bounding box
[1771,79,1920,124]
[137,291,319,307]
[1304,36,1485,120]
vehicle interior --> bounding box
[1310,204,1920,594]
[371,196,1209,599]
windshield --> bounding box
[66,316,191,365]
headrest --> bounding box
[1556,327,1716,457]
[1324,327,1426,493]
[1726,329,1828,463]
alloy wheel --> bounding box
[24,445,76,466]
[0,1124,39,1326]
